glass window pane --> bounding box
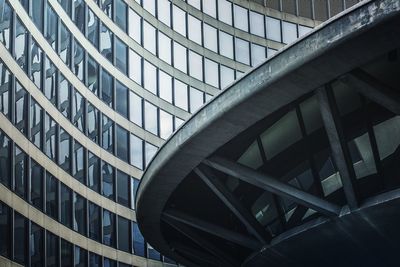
[0,0,12,49]
[46,231,58,267]
[203,24,218,52]
[14,213,27,265]
[61,239,73,267]
[250,11,264,37]
[30,40,42,89]
[117,170,129,207]
[173,42,187,73]
[100,23,113,62]
[103,258,116,267]
[158,32,171,64]
[298,25,312,37]
[14,146,27,200]
[45,113,57,160]
[116,81,128,117]
[87,56,98,95]
[118,216,130,252]
[173,6,186,36]
[132,222,145,256]
[0,131,11,187]
[204,59,219,88]
[74,246,87,267]
[234,5,248,32]
[102,161,114,200]
[59,127,71,174]
[282,21,298,44]
[115,38,127,74]
[45,5,58,49]
[73,141,85,184]
[159,70,172,103]
[160,110,173,139]
[0,62,11,117]
[143,0,155,15]
[143,61,157,94]
[235,38,250,65]
[89,253,101,267]
[158,0,171,26]
[267,47,277,57]
[15,81,28,135]
[130,134,143,169]
[188,15,202,45]
[87,151,100,192]
[115,0,127,31]
[174,79,188,111]
[175,117,184,129]
[89,202,101,242]
[145,142,157,167]
[251,43,266,66]
[129,92,142,127]
[266,16,281,42]
[129,49,142,84]
[87,8,99,48]
[60,183,72,227]
[189,87,204,113]
[203,0,216,18]
[218,0,232,25]
[15,17,28,72]
[131,178,139,209]
[59,74,70,119]
[74,0,85,33]
[73,39,85,81]
[46,172,58,220]
[103,209,115,247]
[101,69,113,107]
[30,160,44,211]
[128,9,141,43]
[72,89,85,132]
[219,31,233,59]
[116,125,128,161]
[87,103,100,144]
[30,223,44,267]
[73,193,86,235]
[147,244,161,261]
[102,114,114,153]
[220,65,235,89]
[144,101,158,135]
[44,57,57,105]
[59,22,71,66]
[189,51,203,81]
[30,99,42,148]
[100,0,113,18]
[143,21,156,54]
[188,0,200,9]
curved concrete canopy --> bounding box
[136,1,400,266]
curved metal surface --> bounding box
[136,1,400,265]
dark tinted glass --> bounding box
[30,223,44,267]
[102,161,114,200]
[0,0,12,50]
[102,114,114,153]
[87,56,98,94]
[31,0,44,30]
[61,239,73,267]
[103,209,115,247]
[73,39,85,81]
[118,216,130,252]
[46,172,58,219]
[87,8,99,48]
[15,17,28,72]
[74,0,85,33]
[133,222,145,256]
[59,127,71,174]
[117,170,129,207]
[73,193,87,235]
[30,99,42,148]
[101,69,113,107]
[103,258,116,267]
[0,131,10,187]
[15,81,28,135]
[87,103,100,144]
[115,37,127,74]
[89,253,101,267]
[60,183,72,227]
[30,160,44,210]
[100,23,113,62]
[14,212,27,264]
[45,5,58,49]
[73,141,85,184]
[0,62,11,117]
[115,0,127,31]
[59,22,71,66]
[30,40,42,89]
[0,202,10,257]
[116,125,128,161]
[88,152,100,192]
[72,88,85,132]
[45,113,57,161]
[116,81,128,117]
[14,146,27,199]
[44,56,57,105]
[46,231,59,267]
[59,73,70,119]
[89,202,101,241]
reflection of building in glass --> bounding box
[136,1,400,266]
[0,0,364,266]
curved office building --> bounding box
[0,0,364,266]
[136,0,400,266]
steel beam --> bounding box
[203,156,342,216]
[162,214,239,267]
[194,166,272,244]
[317,86,359,209]
[163,209,261,250]
[340,69,400,115]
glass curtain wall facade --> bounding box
[0,0,359,266]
